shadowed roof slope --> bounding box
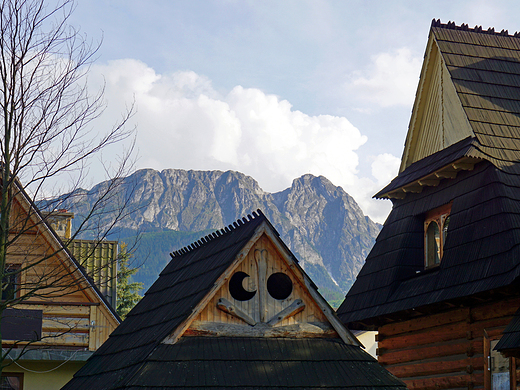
[338,20,520,328]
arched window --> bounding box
[424,203,452,268]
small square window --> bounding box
[424,203,452,268]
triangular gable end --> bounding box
[400,28,474,172]
[164,221,359,346]
[9,182,120,345]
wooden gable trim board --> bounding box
[400,32,474,173]
[163,221,360,347]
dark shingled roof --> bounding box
[337,20,520,328]
[63,210,406,390]
[495,307,520,354]
[121,337,404,389]
[432,19,520,172]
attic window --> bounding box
[424,203,451,268]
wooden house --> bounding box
[337,19,520,390]
[1,180,120,390]
[62,210,406,389]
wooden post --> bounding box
[484,329,491,390]
[255,249,267,323]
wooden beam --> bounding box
[389,356,483,378]
[403,372,483,390]
[418,178,440,186]
[403,185,423,193]
[452,162,474,171]
[387,191,406,199]
[217,298,256,326]
[267,299,305,326]
[435,171,457,179]
[185,320,336,338]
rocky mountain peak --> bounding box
[66,168,380,296]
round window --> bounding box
[229,271,256,301]
[266,272,293,300]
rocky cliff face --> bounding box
[68,169,380,295]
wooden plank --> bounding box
[18,304,90,317]
[389,356,483,378]
[379,322,469,350]
[379,339,483,366]
[41,332,88,347]
[381,318,510,352]
[471,298,520,322]
[89,305,96,351]
[3,332,89,347]
[403,372,484,390]
[379,307,469,337]
[43,317,90,332]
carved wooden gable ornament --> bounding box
[165,216,358,345]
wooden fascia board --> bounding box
[382,157,481,199]
[14,185,120,325]
[400,34,438,173]
[163,222,270,345]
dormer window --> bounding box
[424,203,451,268]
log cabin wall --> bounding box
[377,296,520,390]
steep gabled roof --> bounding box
[11,178,120,322]
[63,210,406,390]
[338,20,520,328]
[400,19,520,176]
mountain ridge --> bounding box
[67,168,380,296]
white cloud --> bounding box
[371,153,401,187]
[347,48,422,108]
[87,59,395,223]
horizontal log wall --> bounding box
[377,296,520,390]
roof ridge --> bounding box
[431,18,519,38]
[169,209,265,258]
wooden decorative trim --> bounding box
[23,300,100,306]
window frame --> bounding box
[424,203,452,269]
[2,264,21,301]
[0,372,23,390]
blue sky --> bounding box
[67,0,519,222]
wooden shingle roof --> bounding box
[63,210,406,390]
[495,307,520,356]
[338,20,520,328]
[433,21,520,170]
[119,337,403,389]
